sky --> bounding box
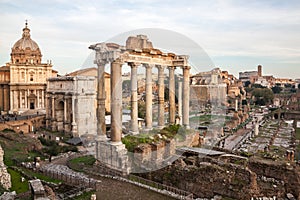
[0,0,300,79]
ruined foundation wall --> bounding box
[0,145,11,190]
[141,156,300,199]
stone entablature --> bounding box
[46,76,96,137]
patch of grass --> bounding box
[21,168,61,184]
[38,136,78,156]
[73,190,95,200]
[296,128,300,140]
[2,128,15,133]
[0,132,45,167]
[0,184,7,195]
[7,168,29,194]
[122,124,185,151]
[69,156,96,166]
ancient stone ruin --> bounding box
[90,35,191,173]
[0,145,11,190]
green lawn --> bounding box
[69,155,96,166]
[7,168,29,194]
[73,190,95,200]
[296,128,300,140]
[21,168,61,184]
[189,114,231,124]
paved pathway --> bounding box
[223,128,252,151]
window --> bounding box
[30,74,33,81]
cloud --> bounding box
[0,0,299,78]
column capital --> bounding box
[113,58,124,65]
[143,63,154,69]
[128,62,140,68]
[168,65,176,70]
[95,60,107,67]
[156,65,165,71]
[182,65,191,70]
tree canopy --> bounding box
[252,88,274,106]
[271,86,282,94]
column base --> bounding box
[144,127,153,131]
[96,140,130,174]
[183,124,190,129]
[96,135,108,142]
[129,130,139,135]
[156,125,165,130]
[71,122,78,137]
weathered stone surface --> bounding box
[126,35,153,50]
[0,191,16,200]
[140,155,300,199]
[0,145,11,190]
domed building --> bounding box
[0,22,57,114]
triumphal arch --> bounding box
[89,35,190,173]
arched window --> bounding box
[30,74,33,81]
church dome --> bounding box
[12,33,40,51]
[11,22,42,65]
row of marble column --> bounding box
[49,95,77,134]
[96,60,190,143]
[10,89,45,110]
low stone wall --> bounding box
[132,132,199,171]
[0,145,11,190]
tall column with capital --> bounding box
[10,90,13,111]
[51,96,55,119]
[157,65,165,128]
[178,78,182,125]
[19,90,22,108]
[25,90,28,109]
[145,64,153,130]
[182,66,190,128]
[71,95,78,136]
[96,61,107,140]
[111,60,123,143]
[51,95,56,131]
[41,90,44,108]
[37,90,40,108]
[168,66,176,124]
[128,62,139,134]
[63,97,67,122]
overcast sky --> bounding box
[0,0,299,78]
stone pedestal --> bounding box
[96,141,130,174]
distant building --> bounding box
[239,65,296,88]
[66,67,111,112]
[46,76,96,137]
[190,68,227,107]
[239,70,258,85]
[255,76,270,88]
[0,22,57,114]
